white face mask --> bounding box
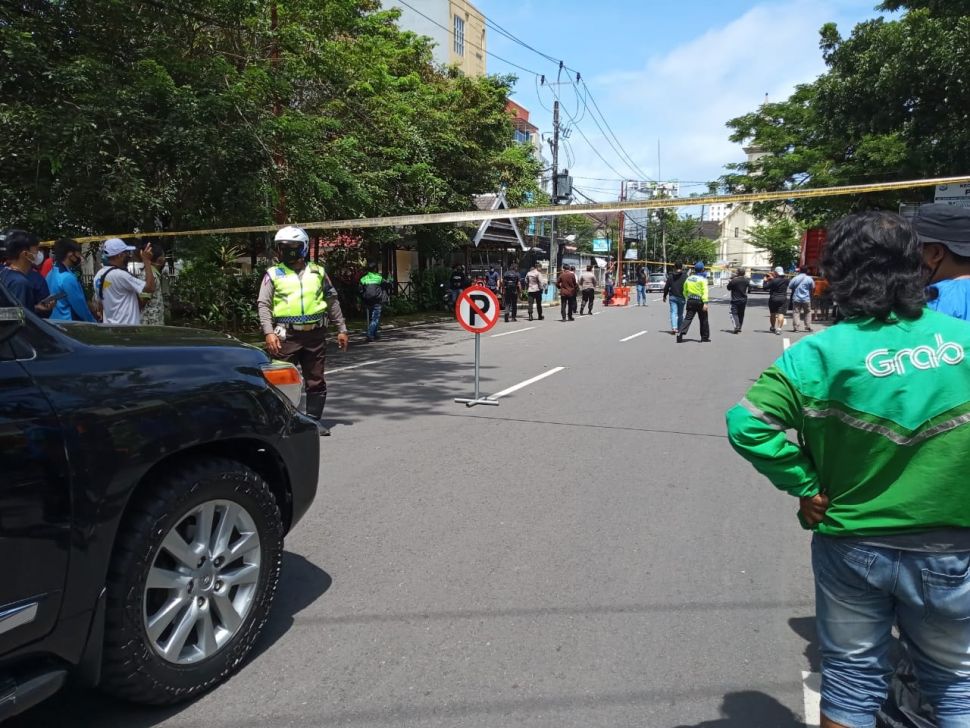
[31,250,44,267]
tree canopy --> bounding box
[721,2,970,225]
[0,0,541,245]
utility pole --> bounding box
[549,99,560,281]
[617,180,626,285]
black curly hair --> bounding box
[821,211,926,322]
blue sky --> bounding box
[473,0,891,200]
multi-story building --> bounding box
[384,0,487,77]
[506,100,542,160]
[705,203,732,222]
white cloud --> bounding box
[567,0,860,197]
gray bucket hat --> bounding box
[913,203,970,256]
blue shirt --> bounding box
[47,263,96,322]
[0,267,40,309]
[927,278,970,321]
[788,273,815,303]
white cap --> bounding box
[103,238,135,257]
[774,266,785,275]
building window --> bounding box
[454,15,464,56]
[735,227,739,238]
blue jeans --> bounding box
[812,534,970,727]
[636,284,647,305]
[366,303,382,340]
[667,296,685,331]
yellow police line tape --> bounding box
[66,175,970,245]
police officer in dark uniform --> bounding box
[502,264,522,322]
[448,264,468,307]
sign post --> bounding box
[454,285,501,408]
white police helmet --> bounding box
[274,225,309,258]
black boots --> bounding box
[306,393,330,436]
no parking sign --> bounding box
[454,285,501,407]
[455,286,500,334]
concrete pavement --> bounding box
[13,291,826,727]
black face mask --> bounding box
[279,247,303,265]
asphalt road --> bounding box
[13,290,827,728]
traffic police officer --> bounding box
[502,264,521,322]
[676,261,711,343]
[258,226,349,436]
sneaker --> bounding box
[769,327,776,333]
[775,330,782,336]
[676,334,684,343]
[806,327,814,332]
[316,422,331,437]
[701,338,711,343]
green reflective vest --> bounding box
[683,274,709,303]
[268,262,328,324]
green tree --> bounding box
[0,0,540,249]
[721,2,970,225]
[662,215,717,266]
[747,218,801,269]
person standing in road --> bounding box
[635,266,648,306]
[485,265,500,298]
[359,261,391,342]
[92,238,156,325]
[917,203,970,318]
[677,262,710,343]
[726,211,970,728]
[258,226,349,436]
[447,264,468,308]
[47,237,97,322]
[578,264,597,315]
[604,268,615,306]
[726,267,750,334]
[557,264,578,321]
[524,263,545,321]
[764,266,789,334]
[663,262,688,334]
[788,266,816,332]
[0,229,56,317]
[502,263,521,322]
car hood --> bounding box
[52,322,258,351]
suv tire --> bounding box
[100,457,284,704]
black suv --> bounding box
[0,283,319,720]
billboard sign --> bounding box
[935,183,970,208]
[592,238,610,252]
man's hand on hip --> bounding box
[799,494,830,527]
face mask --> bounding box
[922,245,945,286]
[32,250,44,267]
[279,246,303,264]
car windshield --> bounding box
[649,274,665,282]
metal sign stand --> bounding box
[454,333,499,408]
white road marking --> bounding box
[620,330,648,342]
[487,367,566,400]
[491,327,535,338]
[783,337,792,351]
[802,671,821,726]
[652,297,664,301]
[328,359,388,374]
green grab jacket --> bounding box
[726,308,970,536]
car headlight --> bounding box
[260,362,303,407]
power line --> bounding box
[577,79,654,182]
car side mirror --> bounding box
[0,307,25,344]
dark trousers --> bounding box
[278,326,327,417]
[580,289,595,314]
[730,301,746,331]
[503,290,518,320]
[527,292,544,319]
[679,299,710,340]
[561,294,576,320]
